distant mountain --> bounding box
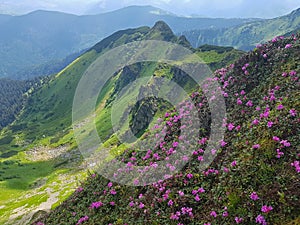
[86,4,176,16]
[181,8,300,50]
[0,5,256,79]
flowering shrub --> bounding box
[35,33,300,225]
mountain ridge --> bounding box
[181,7,300,50]
[0,5,256,79]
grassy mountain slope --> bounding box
[0,5,255,79]
[1,22,243,148]
[182,8,300,50]
[0,22,244,224]
[36,33,299,225]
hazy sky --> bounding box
[0,0,299,18]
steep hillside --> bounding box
[0,5,255,79]
[0,22,244,225]
[182,8,300,50]
[36,33,299,225]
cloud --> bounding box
[0,0,299,17]
[148,0,300,18]
[0,0,99,14]
[106,0,300,18]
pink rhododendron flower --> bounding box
[133,179,139,185]
[277,104,284,110]
[90,201,103,209]
[269,94,276,101]
[36,222,45,225]
[223,167,230,173]
[235,125,241,131]
[210,211,217,218]
[276,149,284,158]
[198,156,204,161]
[256,214,267,225]
[267,121,273,128]
[252,119,260,125]
[110,189,117,195]
[235,217,243,223]
[170,213,180,220]
[77,216,89,225]
[178,190,184,196]
[246,100,253,107]
[250,192,259,200]
[280,140,291,147]
[273,136,280,142]
[228,123,235,131]
[223,92,228,97]
[289,70,297,76]
[285,44,292,48]
[211,149,217,155]
[223,211,229,217]
[129,201,135,207]
[198,187,205,193]
[261,205,273,213]
[231,161,237,167]
[291,161,300,173]
[186,173,193,179]
[237,98,243,105]
[173,142,179,147]
[289,109,297,116]
[76,187,84,192]
[220,140,227,147]
[253,144,261,149]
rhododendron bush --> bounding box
[35,33,299,225]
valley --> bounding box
[0,4,299,225]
